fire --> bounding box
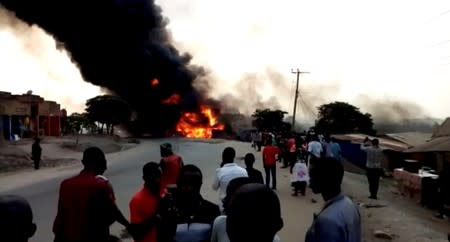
[150,78,159,87]
[176,105,224,138]
[162,93,181,105]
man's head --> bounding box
[331,137,337,143]
[227,184,283,242]
[82,147,107,175]
[244,153,255,168]
[177,164,203,200]
[372,139,380,147]
[309,157,344,199]
[143,162,161,194]
[223,177,252,214]
[33,137,40,144]
[222,147,236,164]
[160,143,173,157]
[0,195,36,242]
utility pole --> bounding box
[291,68,309,131]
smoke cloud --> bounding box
[0,6,100,112]
[0,0,208,135]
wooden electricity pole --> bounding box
[291,68,309,131]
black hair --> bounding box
[227,184,283,242]
[313,157,344,188]
[244,153,255,166]
[372,139,380,146]
[222,147,236,164]
[81,147,106,170]
[178,164,203,187]
[143,162,161,181]
[0,195,35,241]
[223,177,252,214]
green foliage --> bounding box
[85,95,132,135]
[65,112,92,134]
[315,102,376,135]
[251,109,291,132]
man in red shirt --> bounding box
[53,147,130,242]
[160,143,183,195]
[129,162,161,242]
[262,140,280,190]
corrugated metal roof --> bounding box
[383,132,432,147]
[332,133,409,152]
[405,136,450,153]
[433,118,450,138]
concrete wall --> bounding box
[0,100,31,116]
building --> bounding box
[0,91,63,140]
[405,118,450,173]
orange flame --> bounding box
[162,93,181,105]
[176,105,224,138]
[151,78,159,87]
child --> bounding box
[291,159,309,196]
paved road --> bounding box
[1,138,322,242]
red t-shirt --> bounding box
[160,154,183,193]
[53,171,116,242]
[263,145,280,166]
[287,138,296,153]
[130,187,160,242]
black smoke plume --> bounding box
[0,0,207,135]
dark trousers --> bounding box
[264,165,277,189]
[33,158,40,170]
[288,152,297,173]
[367,168,382,198]
[256,141,262,151]
[292,181,307,195]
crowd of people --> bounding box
[0,138,363,242]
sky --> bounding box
[0,0,450,118]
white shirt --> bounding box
[291,162,309,182]
[308,141,323,158]
[211,215,281,242]
[212,163,248,210]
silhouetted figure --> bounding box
[0,195,37,242]
[262,140,280,190]
[306,157,361,242]
[129,162,162,242]
[213,147,248,210]
[31,137,42,170]
[53,147,130,242]
[361,139,385,199]
[227,184,283,242]
[160,143,183,195]
[159,165,220,242]
[244,153,264,184]
[211,177,252,242]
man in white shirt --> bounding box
[212,147,248,211]
[307,136,323,167]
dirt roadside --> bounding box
[0,135,139,173]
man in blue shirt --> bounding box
[306,157,361,242]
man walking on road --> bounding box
[160,143,183,195]
[361,139,385,200]
[262,140,280,190]
[31,137,42,170]
[53,147,130,242]
[212,147,248,211]
[0,195,37,242]
[306,157,361,242]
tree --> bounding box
[315,102,376,135]
[251,109,291,132]
[86,95,132,135]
